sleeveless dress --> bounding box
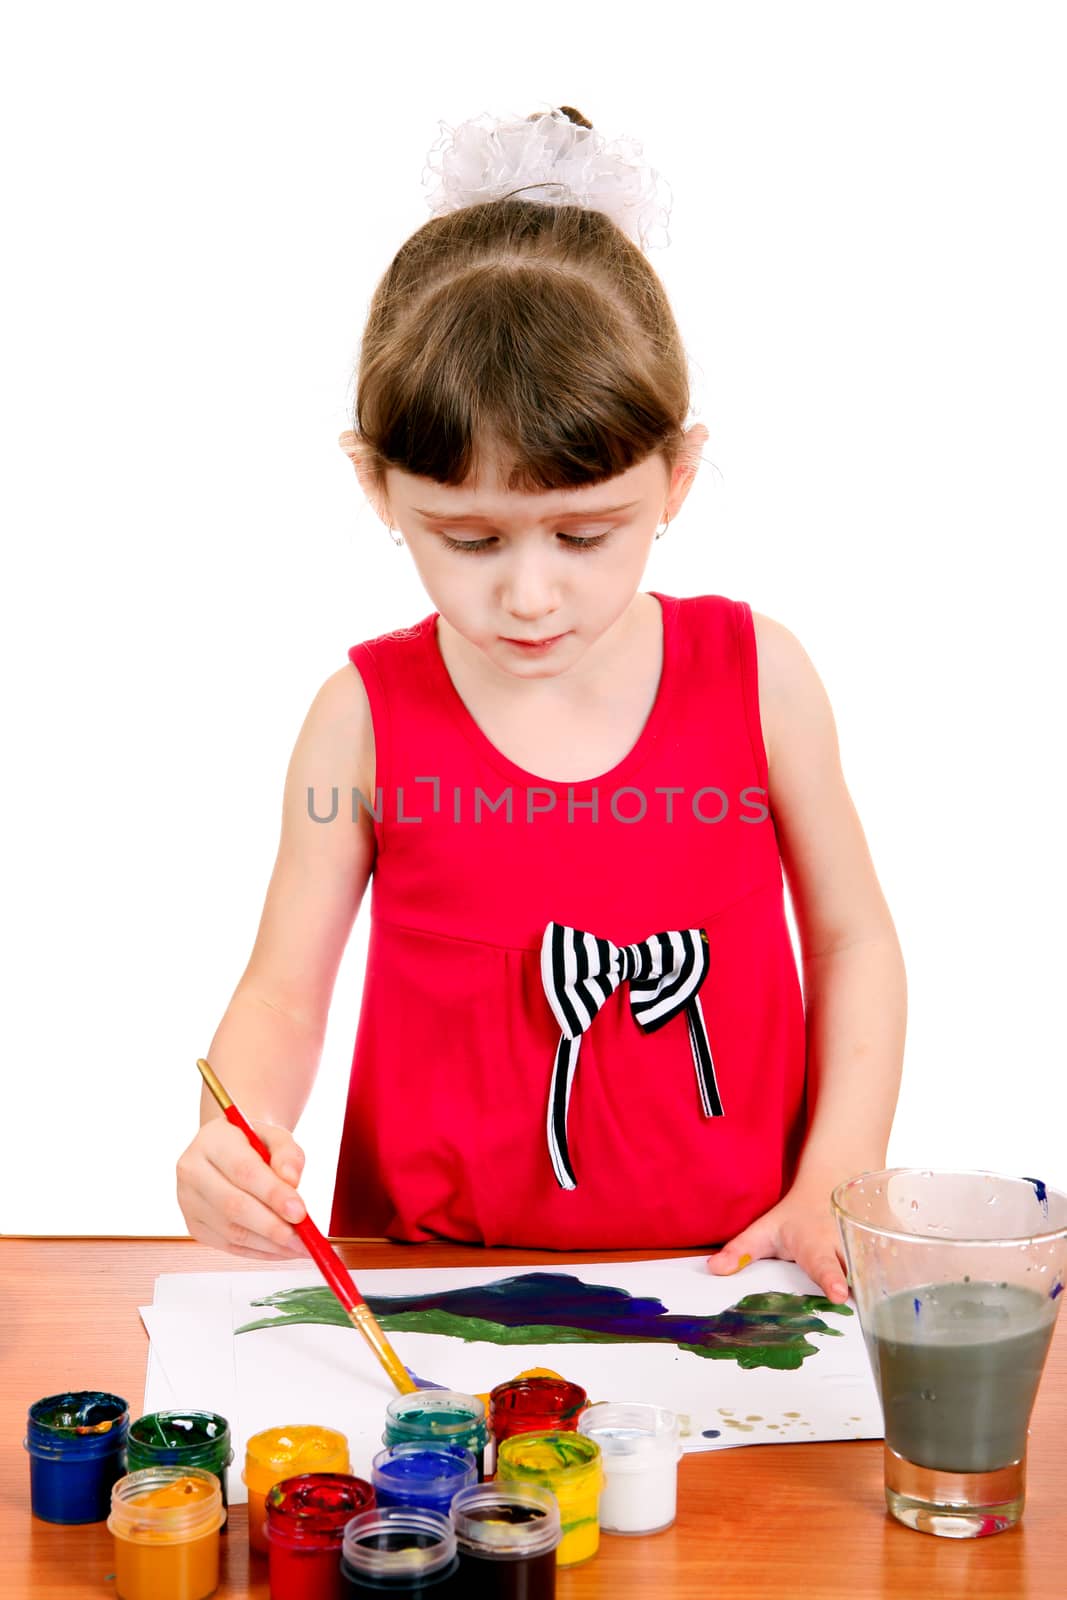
[328,591,808,1249]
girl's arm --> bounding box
[756,610,908,1192]
[707,612,907,1298]
[176,661,378,1258]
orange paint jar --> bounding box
[242,1426,350,1557]
[108,1466,225,1600]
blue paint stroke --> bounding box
[702,1428,721,1438]
[238,1272,853,1372]
[913,1297,922,1317]
[1022,1176,1049,1215]
[1050,1280,1063,1301]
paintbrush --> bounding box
[195,1057,416,1395]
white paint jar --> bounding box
[577,1403,681,1535]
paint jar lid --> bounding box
[388,1388,489,1427]
[371,1443,478,1495]
[128,1411,233,1469]
[341,1506,457,1583]
[489,1376,587,1433]
[242,1424,350,1478]
[450,1481,561,1560]
[578,1402,682,1470]
[384,1390,489,1449]
[265,1472,375,1548]
[107,1466,225,1545]
[25,1392,129,1461]
[386,1390,486,1426]
[496,1430,604,1488]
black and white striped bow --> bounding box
[540,921,724,1190]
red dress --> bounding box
[328,592,807,1248]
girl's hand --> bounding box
[704,1181,850,1302]
[176,1117,309,1261]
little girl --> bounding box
[177,106,906,1305]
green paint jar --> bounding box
[384,1391,490,1480]
[127,1413,234,1521]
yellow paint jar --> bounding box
[496,1430,604,1567]
[242,1425,349,1557]
[108,1466,225,1600]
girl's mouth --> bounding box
[500,632,570,652]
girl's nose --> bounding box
[500,563,561,624]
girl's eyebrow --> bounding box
[411,500,640,524]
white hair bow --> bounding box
[421,107,674,252]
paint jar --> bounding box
[371,1444,477,1516]
[384,1391,490,1480]
[107,1465,225,1600]
[243,1425,350,1557]
[451,1481,561,1599]
[266,1472,376,1600]
[577,1402,681,1534]
[127,1413,234,1521]
[488,1377,586,1447]
[340,1506,459,1594]
[24,1390,129,1524]
[495,1431,603,1567]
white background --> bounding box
[3,2,1065,1235]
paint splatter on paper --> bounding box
[236,1271,852,1372]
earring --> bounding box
[386,525,405,547]
[654,515,671,541]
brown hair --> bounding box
[341,106,694,511]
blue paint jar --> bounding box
[24,1390,129,1524]
[370,1444,477,1517]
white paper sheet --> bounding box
[143,1255,883,1505]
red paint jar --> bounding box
[488,1378,587,1447]
[266,1472,376,1600]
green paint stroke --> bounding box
[236,1271,852,1371]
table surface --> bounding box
[3,1238,1065,1599]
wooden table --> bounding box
[3,1238,1064,1598]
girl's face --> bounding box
[381,429,705,680]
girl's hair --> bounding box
[346,104,692,505]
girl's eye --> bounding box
[439,531,611,554]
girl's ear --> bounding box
[666,422,710,510]
[338,430,394,528]
[338,429,363,469]
[338,429,376,500]
[681,422,710,476]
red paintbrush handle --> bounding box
[293,1215,366,1311]
[224,1104,272,1161]
[222,1103,366,1310]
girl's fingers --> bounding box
[185,1213,299,1261]
[800,1251,850,1302]
[705,1207,782,1274]
[778,1214,850,1301]
[254,1121,307,1190]
[202,1121,307,1226]
[188,1160,305,1256]
[705,1246,756,1275]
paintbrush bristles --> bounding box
[348,1303,417,1394]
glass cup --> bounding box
[832,1168,1067,1537]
